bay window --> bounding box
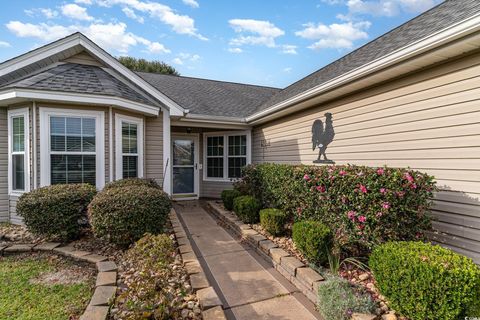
[115,114,143,180]
[8,108,30,194]
[204,131,250,181]
[40,108,105,188]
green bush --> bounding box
[260,208,287,236]
[239,164,436,255]
[114,233,186,319]
[370,241,480,320]
[221,189,242,211]
[103,177,160,191]
[17,184,96,241]
[292,220,332,265]
[233,196,261,224]
[317,276,376,320]
[88,185,171,247]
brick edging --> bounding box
[169,209,227,320]
[1,242,117,320]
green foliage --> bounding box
[221,189,242,211]
[103,177,161,191]
[370,241,480,320]
[233,195,261,224]
[260,208,287,236]
[240,164,436,255]
[117,56,179,75]
[88,185,171,247]
[17,184,96,241]
[115,234,186,319]
[317,276,376,320]
[292,220,332,265]
[0,255,93,319]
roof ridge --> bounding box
[136,71,281,90]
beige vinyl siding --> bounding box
[0,108,8,222]
[252,51,480,263]
[145,112,164,185]
[62,51,104,67]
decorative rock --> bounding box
[202,306,227,320]
[53,246,76,255]
[70,250,91,258]
[181,251,198,264]
[80,306,109,320]
[352,313,378,320]
[4,244,34,252]
[34,242,61,251]
[177,237,190,246]
[296,267,324,288]
[185,261,202,275]
[96,261,117,272]
[280,256,305,276]
[358,273,370,281]
[89,286,117,306]
[247,234,267,246]
[382,313,397,320]
[241,229,257,237]
[96,272,117,287]
[83,254,108,263]
[0,245,6,254]
[179,244,193,254]
[269,248,290,264]
[190,272,209,291]
[258,239,277,254]
[197,287,222,310]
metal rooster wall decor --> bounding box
[312,112,335,164]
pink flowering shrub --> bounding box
[237,164,436,256]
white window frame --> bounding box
[39,107,105,189]
[8,108,30,195]
[203,130,251,182]
[115,114,144,180]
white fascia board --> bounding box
[246,13,480,123]
[183,113,247,124]
[78,36,185,116]
[0,88,159,116]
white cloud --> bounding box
[346,0,437,17]
[6,20,170,54]
[75,0,93,4]
[0,41,11,48]
[24,8,59,19]
[61,3,94,21]
[173,52,200,65]
[172,57,183,65]
[281,44,297,54]
[96,0,207,39]
[283,67,292,73]
[296,21,370,50]
[229,19,284,48]
[122,7,144,23]
[228,47,243,53]
[182,0,199,8]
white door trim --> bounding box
[171,133,199,200]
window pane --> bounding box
[228,157,246,178]
[207,136,224,157]
[228,135,247,156]
[50,117,65,135]
[82,118,95,136]
[12,117,25,152]
[51,154,96,186]
[50,117,95,152]
[122,155,138,178]
[207,157,223,178]
[122,122,138,154]
[173,139,194,165]
[173,167,194,194]
[12,154,25,191]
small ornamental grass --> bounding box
[17,184,96,241]
[233,195,261,224]
[115,233,187,319]
[370,241,480,320]
[88,185,171,247]
[292,220,332,265]
[221,189,242,211]
[317,276,376,320]
[259,208,287,236]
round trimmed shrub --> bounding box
[292,220,332,265]
[17,184,97,240]
[233,195,261,224]
[370,241,480,320]
[88,185,171,247]
[260,208,287,236]
[103,177,160,191]
[221,189,242,211]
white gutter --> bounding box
[0,88,160,116]
[183,113,247,124]
[246,13,480,123]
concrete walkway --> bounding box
[174,201,321,320]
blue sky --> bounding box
[0,0,440,87]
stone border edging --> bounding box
[0,242,117,320]
[169,209,227,320]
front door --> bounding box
[172,135,198,198]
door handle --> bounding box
[195,163,198,170]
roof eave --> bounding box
[246,12,480,125]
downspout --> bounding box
[162,109,171,195]
[109,106,113,182]
[32,101,37,189]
